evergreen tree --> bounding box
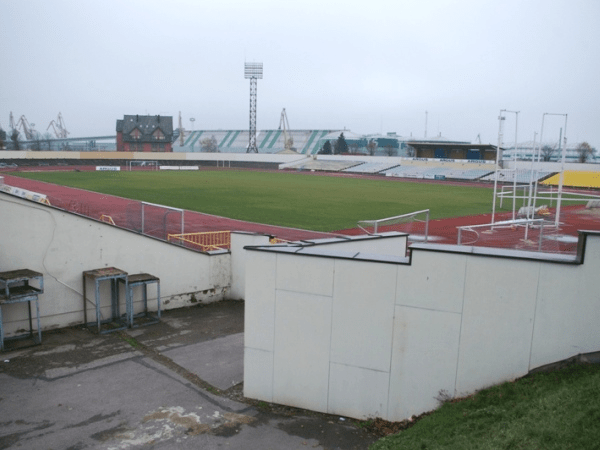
[320,140,332,154]
[334,133,348,155]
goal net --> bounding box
[127,160,159,171]
[357,209,430,242]
[140,202,184,240]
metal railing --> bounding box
[167,231,231,251]
[99,214,115,225]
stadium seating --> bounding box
[286,160,363,172]
[541,171,600,189]
[480,170,554,184]
[342,162,400,174]
[174,129,332,154]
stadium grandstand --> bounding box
[542,170,600,189]
[172,129,474,157]
[173,129,335,155]
[480,169,554,184]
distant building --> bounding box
[116,115,173,152]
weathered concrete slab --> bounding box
[163,332,244,390]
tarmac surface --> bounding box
[0,301,378,450]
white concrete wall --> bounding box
[296,233,408,257]
[244,233,600,421]
[230,232,272,301]
[0,193,231,336]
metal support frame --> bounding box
[82,267,128,334]
[118,273,161,328]
[248,78,258,153]
[0,269,43,351]
[244,62,262,153]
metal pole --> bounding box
[555,115,568,227]
[141,202,145,235]
[532,114,547,214]
[512,112,519,220]
[491,110,506,225]
[526,131,537,221]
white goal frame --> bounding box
[127,160,159,171]
[357,209,430,241]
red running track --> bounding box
[4,173,600,253]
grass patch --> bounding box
[371,363,600,450]
[12,170,505,232]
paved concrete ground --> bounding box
[0,301,377,449]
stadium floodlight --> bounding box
[244,62,263,153]
[244,62,263,80]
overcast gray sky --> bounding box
[1,0,599,147]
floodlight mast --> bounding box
[244,62,263,153]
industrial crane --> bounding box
[46,112,69,139]
[278,108,295,151]
[12,113,36,140]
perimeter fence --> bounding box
[49,197,205,250]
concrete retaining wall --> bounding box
[243,233,600,421]
[0,192,231,336]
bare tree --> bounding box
[406,145,416,157]
[384,145,397,156]
[366,139,377,156]
[31,134,42,151]
[348,142,360,154]
[540,144,557,162]
[10,130,20,150]
[575,142,596,163]
[43,132,53,150]
[200,135,219,153]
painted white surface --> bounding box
[230,232,271,300]
[244,233,600,421]
[243,347,274,402]
[244,251,277,351]
[396,251,466,313]
[388,306,461,420]
[276,254,334,297]
[529,237,600,369]
[328,362,390,420]
[0,193,230,335]
[330,260,396,371]
[310,234,408,257]
[272,290,333,413]
[456,257,539,394]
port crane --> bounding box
[47,112,69,139]
[11,113,36,140]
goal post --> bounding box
[357,209,429,241]
[127,160,159,171]
[141,201,184,240]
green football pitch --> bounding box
[13,170,503,232]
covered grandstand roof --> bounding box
[406,142,496,151]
